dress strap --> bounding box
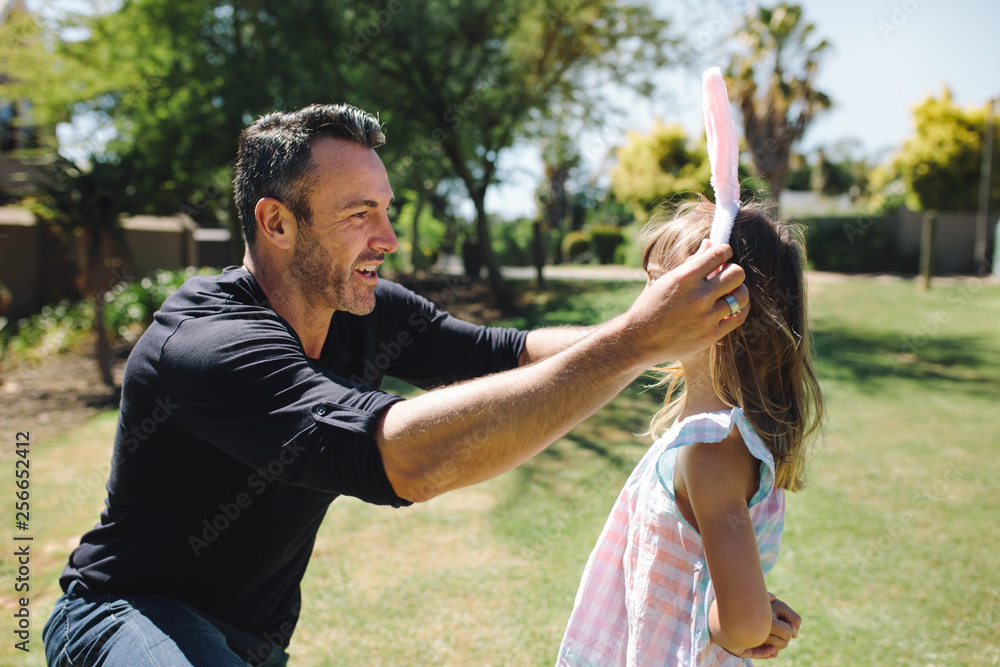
[654,407,777,503]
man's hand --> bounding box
[621,240,748,369]
[728,593,802,660]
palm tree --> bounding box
[726,3,832,205]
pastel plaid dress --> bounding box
[556,408,784,666]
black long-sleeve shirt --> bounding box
[60,267,527,644]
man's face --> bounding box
[290,137,397,316]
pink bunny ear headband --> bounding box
[702,66,740,246]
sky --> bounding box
[486,0,1000,218]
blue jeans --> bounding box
[42,582,289,666]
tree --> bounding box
[891,88,1000,212]
[810,144,870,198]
[5,0,458,269]
[725,3,831,204]
[2,1,357,223]
[609,121,710,221]
[343,0,674,307]
[786,140,873,199]
[26,157,134,386]
[535,131,581,281]
[6,0,675,308]
[608,121,768,220]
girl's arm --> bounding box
[676,429,773,652]
[726,594,800,659]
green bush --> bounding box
[103,267,221,340]
[617,223,644,267]
[800,214,916,273]
[1,267,221,359]
[589,225,625,265]
[492,218,535,267]
[2,300,94,358]
[562,230,591,263]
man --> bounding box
[43,103,762,666]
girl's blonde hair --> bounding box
[641,197,824,491]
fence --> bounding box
[0,209,233,321]
[800,209,994,275]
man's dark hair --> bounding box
[233,103,385,245]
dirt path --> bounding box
[0,340,130,454]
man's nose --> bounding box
[372,212,398,254]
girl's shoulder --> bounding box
[655,407,777,502]
[659,409,772,464]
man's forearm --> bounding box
[376,242,749,504]
[377,318,644,502]
[518,324,602,366]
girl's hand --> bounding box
[727,593,801,659]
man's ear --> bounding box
[254,197,296,250]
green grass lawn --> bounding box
[2,274,999,666]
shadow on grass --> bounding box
[521,320,998,480]
[514,382,663,495]
[83,386,122,409]
[813,325,999,396]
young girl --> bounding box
[555,198,824,666]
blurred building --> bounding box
[0,0,44,206]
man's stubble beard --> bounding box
[290,224,375,316]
